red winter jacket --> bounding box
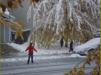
[25,43,37,54]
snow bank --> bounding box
[8,42,29,52]
[69,54,82,57]
[0,54,85,62]
[74,38,100,52]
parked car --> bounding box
[74,38,100,56]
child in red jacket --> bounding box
[25,42,37,64]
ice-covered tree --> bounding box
[27,0,99,47]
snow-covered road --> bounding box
[1,58,93,75]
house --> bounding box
[0,0,33,44]
[10,0,33,44]
[0,13,15,44]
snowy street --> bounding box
[0,57,94,75]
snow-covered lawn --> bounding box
[8,38,100,55]
[7,37,100,56]
[1,42,85,62]
[7,42,69,55]
[3,38,99,62]
[74,38,100,52]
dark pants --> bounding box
[69,48,73,52]
[60,40,64,48]
[27,53,34,64]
